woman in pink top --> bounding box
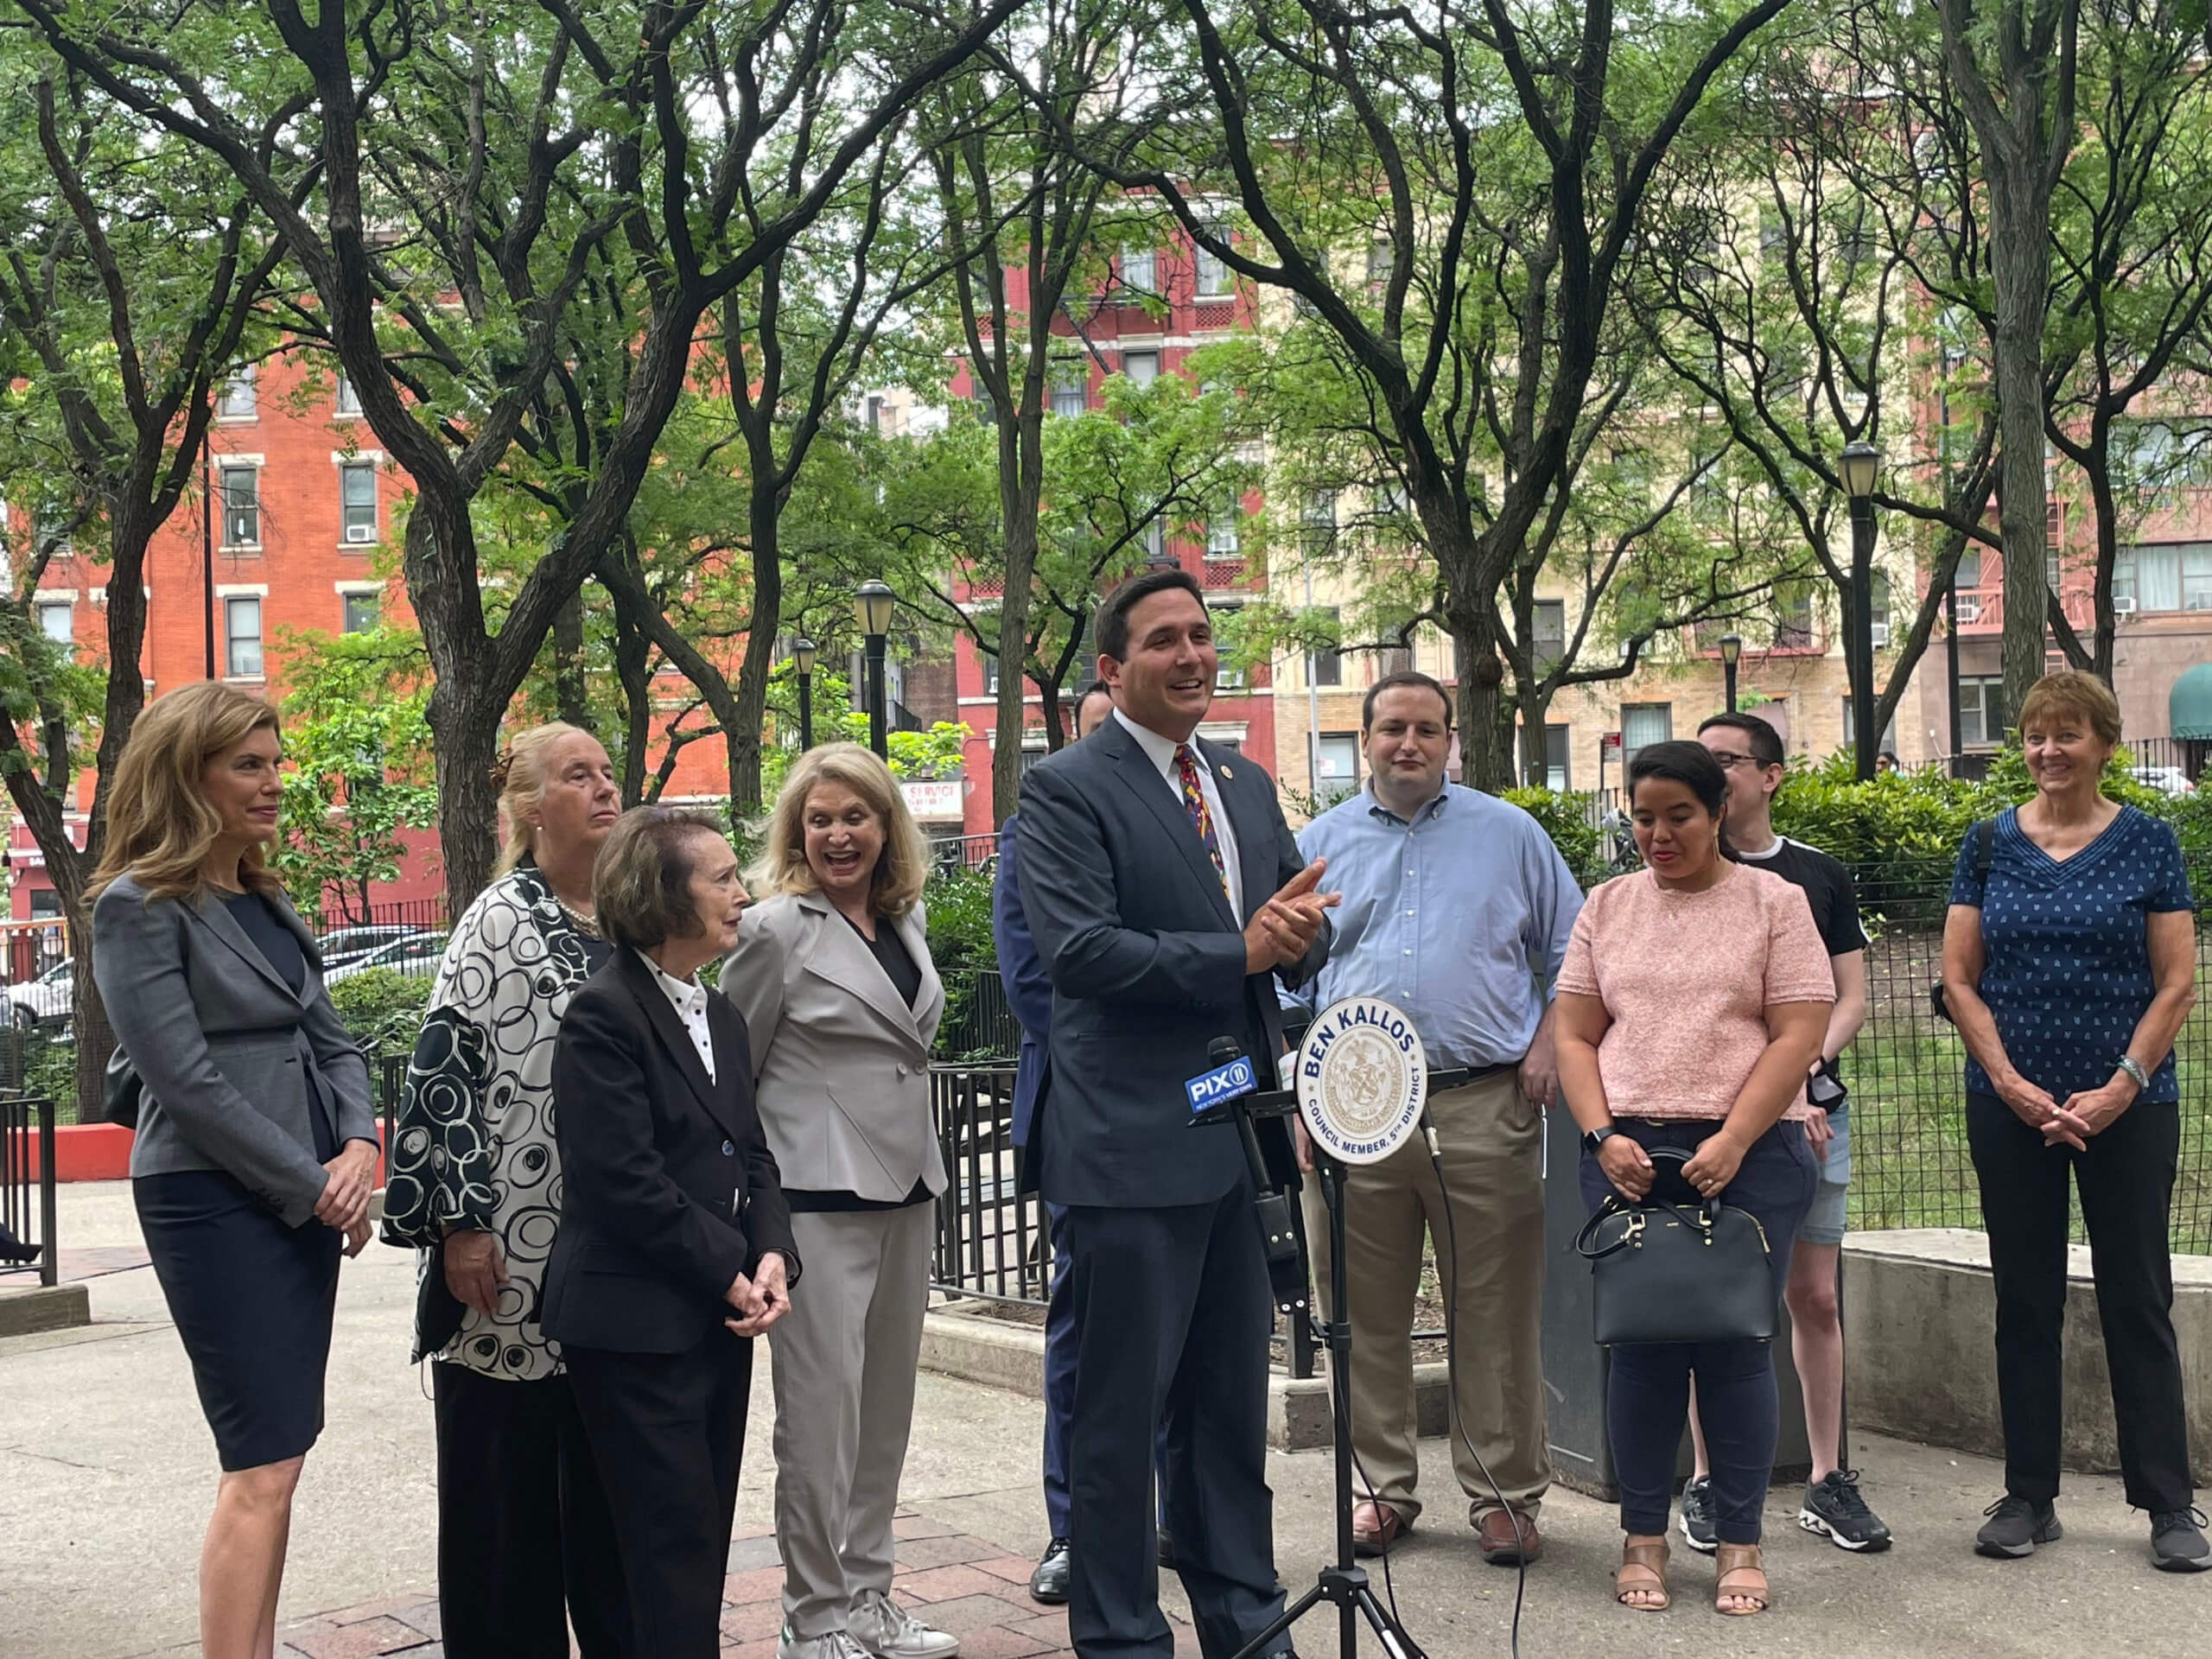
[1554,741,1833,1618]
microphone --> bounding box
[1192,1036,1302,1276]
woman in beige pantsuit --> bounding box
[721,743,958,1659]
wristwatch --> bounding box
[1582,1124,1621,1155]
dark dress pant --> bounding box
[1967,1092,2195,1511]
[1063,1181,1287,1659]
[431,1362,628,1658]
[1578,1118,1819,1546]
[1045,1204,1170,1545]
[565,1328,757,1657]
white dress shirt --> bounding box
[638,950,716,1082]
[1114,706,1244,922]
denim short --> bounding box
[1796,1105,1851,1246]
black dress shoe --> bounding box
[0,1223,40,1266]
[1157,1525,1177,1569]
[1030,1536,1072,1604]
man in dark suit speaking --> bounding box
[1016,567,1337,1659]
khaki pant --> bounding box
[1301,1071,1548,1524]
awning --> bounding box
[2170,662,2212,740]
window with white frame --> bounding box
[1959,675,2006,747]
[218,365,257,419]
[1206,499,1241,557]
[342,592,380,633]
[1194,234,1230,299]
[1050,357,1088,417]
[335,372,361,416]
[36,600,72,647]
[2115,543,2212,612]
[1840,701,1899,753]
[1308,607,1342,688]
[1544,723,1570,791]
[226,595,264,677]
[221,466,260,545]
[1621,702,1673,766]
[1122,349,1160,388]
[1533,599,1566,672]
[1121,247,1157,295]
[1141,517,1166,562]
[340,462,378,540]
[1316,733,1360,803]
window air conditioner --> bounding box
[2113,595,2139,614]
[344,524,376,543]
[1867,622,1890,647]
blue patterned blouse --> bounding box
[1950,805,2194,1103]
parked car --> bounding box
[321,930,451,987]
[315,923,425,970]
[2131,766,2196,797]
[4,958,73,1030]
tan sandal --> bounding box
[1616,1535,1670,1611]
[1714,1542,1769,1616]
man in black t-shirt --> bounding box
[1688,712,1892,1553]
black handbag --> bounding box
[1572,1147,1777,1345]
[102,1046,143,1130]
[1930,817,1995,1024]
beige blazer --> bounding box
[719,890,946,1202]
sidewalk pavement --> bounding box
[3,1182,2204,1659]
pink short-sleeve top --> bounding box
[1554,861,1836,1122]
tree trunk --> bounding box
[728,474,785,817]
[552,591,590,728]
[989,416,1046,826]
[1989,184,2057,723]
[1446,602,1513,791]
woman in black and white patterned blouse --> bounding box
[381,722,630,1656]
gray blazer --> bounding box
[719,890,946,1202]
[92,874,375,1228]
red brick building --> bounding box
[943,227,1277,838]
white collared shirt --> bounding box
[1114,706,1245,921]
[638,950,715,1082]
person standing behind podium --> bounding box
[1281,671,1581,1567]
[1016,566,1338,1659]
[994,680,1120,1605]
[543,808,797,1656]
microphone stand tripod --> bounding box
[1193,1066,1469,1659]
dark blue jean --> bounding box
[1579,1117,1819,1544]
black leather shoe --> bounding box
[1029,1536,1072,1604]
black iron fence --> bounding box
[1,1096,59,1287]
[927,1066,1044,1304]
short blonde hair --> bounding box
[750,742,928,918]
[493,721,591,875]
[593,806,728,951]
[89,683,285,903]
[2017,670,2123,748]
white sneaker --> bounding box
[779,1627,874,1659]
[849,1589,962,1659]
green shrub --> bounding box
[327,968,434,1061]
[925,861,999,975]
[1501,787,1601,879]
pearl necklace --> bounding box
[553,893,600,938]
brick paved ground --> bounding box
[261,1512,1198,1659]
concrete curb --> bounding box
[919,1304,1452,1452]
[0,1281,91,1338]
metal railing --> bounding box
[928,1065,1044,1305]
[1,1096,59,1287]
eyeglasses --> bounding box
[1707,749,1777,772]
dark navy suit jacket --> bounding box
[992,814,1055,1158]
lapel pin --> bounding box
[1220,763,1235,779]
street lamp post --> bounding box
[1719,632,1742,714]
[853,581,897,760]
[791,637,817,751]
[1840,442,1882,781]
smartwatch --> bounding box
[1582,1124,1621,1155]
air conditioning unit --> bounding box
[1955,596,1982,623]
[344,524,375,543]
[1868,622,1891,648]
[2113,594,2139,614]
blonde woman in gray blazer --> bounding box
[721,742,956,1659]
[89,683,377,1659]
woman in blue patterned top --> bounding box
[1941,671,2205,1572]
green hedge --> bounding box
[327,968,434,1062]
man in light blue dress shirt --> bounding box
[1283,670,1582,1566]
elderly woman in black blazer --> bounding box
[544,806,799,1656]
[90,682,378,1659]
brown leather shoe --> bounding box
[1352,1500,1412,1558]
[1477,1508,1542,1566]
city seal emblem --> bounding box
[1294,995,1427,1165]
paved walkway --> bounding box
[5,1183,2208,1659]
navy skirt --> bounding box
[136,1169,342,1471]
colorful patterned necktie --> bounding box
[1174,744,1231,903]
